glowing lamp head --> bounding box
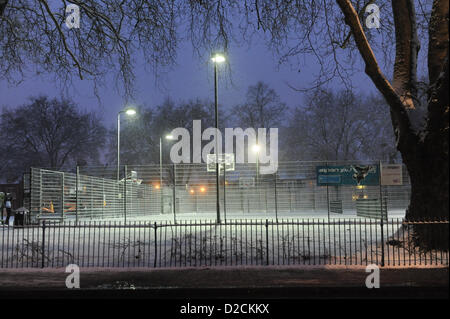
[165,134,175,140]
[125,109,136,116]
[252,144,261,153]
[211,54,226,63]
[200,186,206,193]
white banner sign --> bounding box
[381,164,403,185]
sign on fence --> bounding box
[380,164,403,186]
[316,164,380,186]
[239,177,255,188]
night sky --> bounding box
[0,36,375,129]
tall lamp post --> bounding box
[117,108,137,181]
[159,134,175,214]
[211,53,226,223]
[253,144,261,215]
[253,144,261,185]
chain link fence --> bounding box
[23,161,411,223]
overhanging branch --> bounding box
[336,0,416,152]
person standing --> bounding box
[4,193,12,226]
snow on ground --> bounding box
[1,208,447,269]
[28,208,406,223]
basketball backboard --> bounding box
[207,153,235,174]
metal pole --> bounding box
[117,113,121,181]
[41,221,46,268]
[159,137,163,215]
[124,165,127,223]
[172,163,177,224]
[265,219,269,265]
[379,160,385,266]
[256,156,259,186]
[28,168,32,223]
[154,222,158,268]
[223,164,226,222]
[326,161,330,221]
[214,62,221,224]
[102,178,104,219]
[274,173,278,222]
[61,172,65,221]
[75,166,79,224]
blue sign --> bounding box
[318,175,341,184]
[316,164,380,186]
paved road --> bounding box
[0,266,447,299]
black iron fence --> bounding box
[1,219,448,268]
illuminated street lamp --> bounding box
[117,107,137,181]
[211,52,226,223]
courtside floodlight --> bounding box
[211,54,226,63]
[125,109,136,116]
[166,134,175,140]
[253,144,261,153]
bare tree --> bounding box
[231,81,288,129]
[184,0,449,227]
[335,0,448,247]
[0,0,177,96]
[362,94,400,163]
[1,1,448,243]
[286,89,395,162]
[0,96,106,181]
[107,98,214,166]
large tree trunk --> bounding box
[337,0,449,250]
[404,52,449,249]
[405,158,449,249]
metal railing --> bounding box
[1,219,447,268]
[24,161,412,222]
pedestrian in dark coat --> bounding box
[4,193,13,226]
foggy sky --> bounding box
[0,37,375,129]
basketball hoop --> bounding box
[207,153,235,174]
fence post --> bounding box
[265,219,269,265]
[379,160,385,267]
[274,173,278,222]
[154,222,158,268]
[223,164,227,222]
[326,161,330,221]
[172,164,176,224]
[75,166,79,224]
[61,172,65,220]
[28,168,32,223]
[41,221,46,268]
[124,165,127,224]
